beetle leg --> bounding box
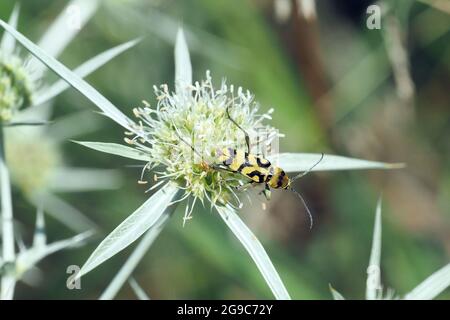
[235,181,256,191]
[261,184,271,201]
[211,164,235,173]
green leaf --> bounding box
[269,153,404,173]
[366,197,382,300]
[174,28,192,95]
[0,19,136,132]
[73,141,150,161]
[77,182,180,279]
[33,38,141,107]
[404,263,450,300]
[216,205,291,300]
[0,3,19,55]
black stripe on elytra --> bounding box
[223,148,236,166]
[276,170,286,188]
[246,170,265,183]
[235,151,251,173]
[256,157,271,168]
[236,161,250,173]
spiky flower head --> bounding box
[0,52,34,121]
[126,71,278,223]
[6,128,61,195]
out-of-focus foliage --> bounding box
[1,0,448,299]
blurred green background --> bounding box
[1,0,449,299]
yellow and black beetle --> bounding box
[174,103,323,228]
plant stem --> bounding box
[0,126,16,299]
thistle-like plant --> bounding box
[0,208,92,297]
[329,198,450,300]
[0,20,403,299]
[0,0,139,299]
[122,70,282,225]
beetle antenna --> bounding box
[291,153,324,182]
[290,188,314,229]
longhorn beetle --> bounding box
[172,102,323,228]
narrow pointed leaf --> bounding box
[33,38,141,107]
[28,0,99,77]
[329,284,345,300]
[73,141,150,161]
[108,2,244,67]
[1,128,15,299]
[404,263,450,300]
[1,278,15,300]
[17,231,93,273]
[366,197,382,300]
[0,150,14,263]
[129,278,150,300]
[269,153,404,173]
[14,102,52,124]
[0,19,136,132]
[174,28,192,95]
[37,0,98,55]
[216,205,291,300]
[33,206,46,249]
[16,233,26,253]
[30,192,97,232]
[100,200,178,300]
[49,168,122,192]
[0,3,19,55]
[39,230,93,257]
[47,111,104,142]
[78,182,179,279]
[3,121,52,127]
[20,266,43,287]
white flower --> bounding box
[127,72,277,223]
[6,124,60,194]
